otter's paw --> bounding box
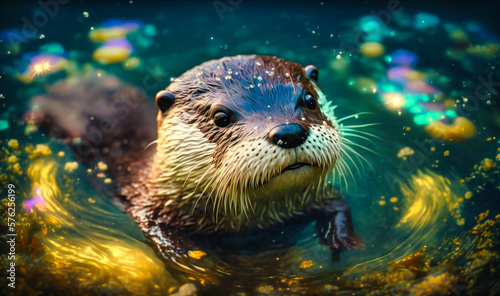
[316,200,364,261]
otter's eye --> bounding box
[214,111,231,127]
[304,92,317,110]
[305,65,319,82]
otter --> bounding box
[29,55,363,262]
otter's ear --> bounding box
[305,65,319,82]
[155,90,175,113]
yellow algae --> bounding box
[93,46,131,64]
[476,237,494,249]
[475,210,489,223]
[188,250,206,259]
[466,43,499,57]
[408,272,458,295]
[299,260,314,269]
[397,147,414,158]
[104,178,112,184]
[57,151,65,157]
[390,197,398,203]
[89,27,130,42]
[7,155,19,164]
[360,42,385,57]
[124,57,141,70]
[257,285,274,294]
[425,117,476,141]
[468,249,495,271]
[97,172,106,178]
[465,191,473,199]
[444,150,450,157]
[10,163,22,175]
[481,158,496,171]
[97,161,108,171]
[88,198,96,204]
[8,139,19,149]
[379,200,386,206]
[28,144,52,159]
[390,247,427,271]
[64,161,78,172]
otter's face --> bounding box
[154,55,341,219]
[205,77,340,198]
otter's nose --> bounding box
[269,123,309,149]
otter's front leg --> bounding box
[316,200,364,261]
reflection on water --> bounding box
[347,169,467,273]
[394,170,465,259]
[5,152,495,295]
[22,158,178,295]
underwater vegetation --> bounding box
[1,1,500,295]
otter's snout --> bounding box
[268,123,309,149]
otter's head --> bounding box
[153,55,342,230]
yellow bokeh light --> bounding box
[31,60,52,78]
[382,93,405,110]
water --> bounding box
[1,1,499,295]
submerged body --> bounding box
[29,55,362,262]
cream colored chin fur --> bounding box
[150,88,342,231]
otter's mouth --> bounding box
[284,162,308,171]
[259,162,314,186]
[255,162,321,193]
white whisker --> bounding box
[336,112,373,123]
